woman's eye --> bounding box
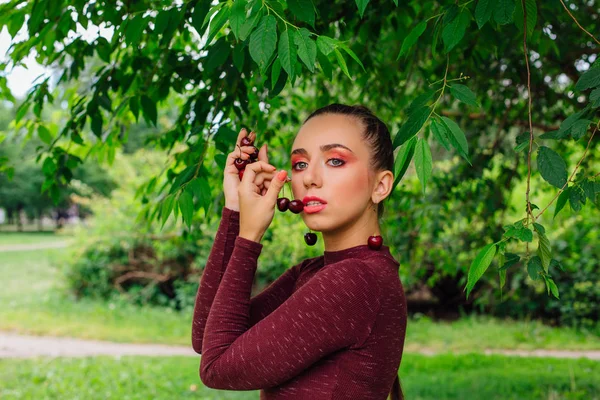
[292,159,345,170]
[292,161,307,170]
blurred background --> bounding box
[1,0,599,399]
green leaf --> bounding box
[294,28,316,73]
[449,84,479,107]
[238,2,263,41]
[316,35,336,56]
[287,0,315,28]
[569,184,586,212]
[333,48,351,80]
[558,110,585,136]
[140,95,158,127]
[37,125,52,144]
[129,96,140,122]
[271,58,282,90]
[91,112,103,138]
[442,8,470,53]
[430,119,451,151]
[475,0,494,28]
[154,9,171,35]
[514,0,537,38]
[125,15,147,46]
[355,0,370,18]
[317,48,333,80]
[414,137,433,194]
[575,67,600,91]
[569,119,591,140]
[537,146,567,188]
[337,42,366,72]
[233,42,246,72]
[204,38,231,72]
[527,256,543,280]
[206,5,230,46]
[553,187,570,219]
[391,136,417,194]
[498,252,520,271]
[544,276,560,299]
[278,29,297,82]
[407,90,436,116]
[493,0,515,25]
[534,223,552,273]
[439,117,471,165]
[161,194,175,229]
[393,106,430,148]
[191,2,212,35]
[188,176,212,219]
[397,20,427,60]
[178,189,194,229]
[249,15,278,73]
[465,243,497,299]
[229,0,246,40]
[96,37,112,63]
[199,3,224,32]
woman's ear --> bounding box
[372,170,394,204]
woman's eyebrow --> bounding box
[291,143,353,156]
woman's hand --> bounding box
[223,128,275,211]
[238,162,288,243]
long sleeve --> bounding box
[192,206,303,354]
[199,236,381,390]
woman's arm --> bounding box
[199,235,381,390]
[191,206,303,354]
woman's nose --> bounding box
[303,163,321,188]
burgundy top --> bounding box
[192,206,407,399]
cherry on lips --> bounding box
[288,199,304,213]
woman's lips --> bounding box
[304,204,327,214]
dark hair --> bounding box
[303,103,395,220]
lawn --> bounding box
[0,231,70,246]
[0,353,598,399]
[1,245,600,351]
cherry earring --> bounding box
[304,230,317,246]
[368,234,383,250]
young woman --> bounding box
[192,104,407,399]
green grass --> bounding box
[0,353,598,399]
[0,231,69,245]
[1,247,600,350]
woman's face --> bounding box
[290,113,376,233]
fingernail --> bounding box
[277,170,287,181]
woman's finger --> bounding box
[240,161,277,190]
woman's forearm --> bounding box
[191,206,240,354]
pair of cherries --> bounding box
[234,130,304,213]
[234,133,259,180]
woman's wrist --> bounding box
[225,203,240,212]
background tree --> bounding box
[0,0,599,300]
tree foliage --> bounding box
[1,0,599,299]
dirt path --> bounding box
[0,241,74,252]
[1,331,599,360]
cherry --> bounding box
[277,197,290,212]
[241,134,254,147]
[234,157,249,171]
[304,232,317,246]
[288,199,304,214]
[248,146,259,160]
[238,169,245,180]
[368,235,383,250]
